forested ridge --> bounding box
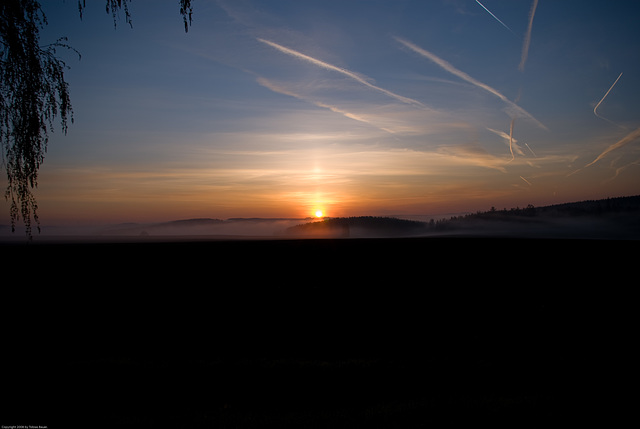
[288,195,640,237]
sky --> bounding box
[6,0,640,225]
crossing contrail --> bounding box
[486,126,525,158]
[257,38,425,107]
[519,0,538,72]
[475,0,515,34]
[594,72,623,125]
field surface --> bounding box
[2,237,635,427]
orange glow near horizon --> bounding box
[4,1,639,233]
[26,130,640,226]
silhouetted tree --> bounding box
[1,0,74,236]
[525,204,536,216]
[1,0,194,237]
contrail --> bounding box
[594,72,623,125]
[256,76,396,134]
[519,0,538,72]
[604,158,640,183]
[525,143,537,157]
[569,126,640,176]
[584,127,640,169]
[486,126,524,157]
[520,176,532,186]
[394,36,547,129]
[487,127,515,142]
[257,38,424,107]
[475,0,515,34]
[509,118,515,161]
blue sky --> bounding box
[11,0,640,224]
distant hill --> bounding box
[99,218,224,236]
[98,217,310,237]
[438,195,639,222]
[286,216,429,238]
[287,195,640,239]
[163,218,224,226]
[9,195,636,239]
[532,195,640,216]
[425,195,640,239]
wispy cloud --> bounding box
[594,72,625,127]
[436,144,508,173]
[519,0,538,72]
[257,38,425,107]
[394,36,547,129]
[475,0,515,34]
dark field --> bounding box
[2,237,635,428]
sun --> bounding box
[315,210,324,218]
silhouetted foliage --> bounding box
[536,195,640,217]
[178,0,194,32]
[1,0,195,237]
[432,195,640,235]
[1,0,77,236]
[77,1,194,31]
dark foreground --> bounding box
[2,237,636,428]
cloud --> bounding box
[519,0,538,72]
[436,144,508,173]
[393,36,547,129]
[257,38,425,107]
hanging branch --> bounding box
[2,0,194,237]
[1,1,77,237]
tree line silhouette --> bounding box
[288,195,640,236]
[431,195,640,231]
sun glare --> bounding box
[315,210,324,218]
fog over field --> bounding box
[3,196,638,241]
[0,217,307,239]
